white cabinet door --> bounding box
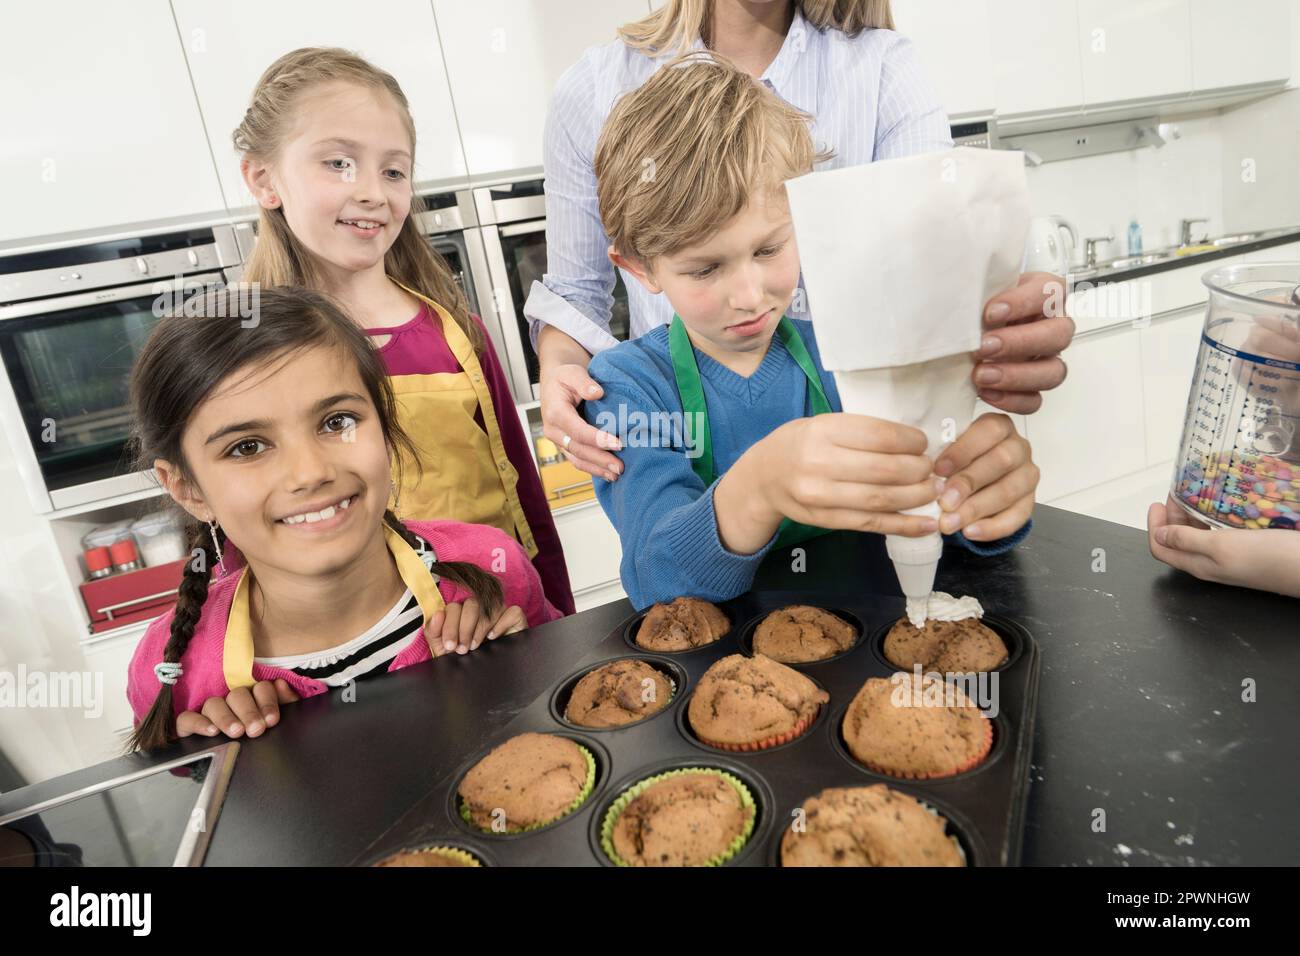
[433,0,650,177]
[1076,0,1192,105]
[0,1,226,243]
[988,0,1084,116]
[1025,324,1147,501]
[1189,0,1290,91]
[82,627,148,737]
[1139,307,1203,467]
[553,499,625,599]
[173,0,468,213]
[891,0,996,118]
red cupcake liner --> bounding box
[856,711,994,780]
[697,705,820,752]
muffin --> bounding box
[458,732,595,833]
[635,597,730,651]
[752,606,857,662]
[780,785,965,867]
[688,654,829,751]
[884,617,1008,672]
[564,659,674,728]
[601,769,755,867]
[374,846,482,867]
[841,673,993,779]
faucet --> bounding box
[1084,234,1114,268]
[1180,218,1209,247]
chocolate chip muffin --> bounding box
[604,770,755,867]
[458,733,595,833]
[564,659,674,728]
[841,673,992,779]
[752,606,857,662]
[884,617,1008,672]
[780,785,965,867]
[688,654,829,751]
[635,597,730,651]
[374,846,482,867]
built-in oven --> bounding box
[469,179,631,403]
[414,188,481,315]
[0,224,243,513]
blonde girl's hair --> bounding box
[595,52,833,263]
[233,47,486,355]
[619,0,894,55]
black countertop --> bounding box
[3,505,1296,866]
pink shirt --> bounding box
[126,519,562,723]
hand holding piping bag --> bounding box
[785,147,1036,603]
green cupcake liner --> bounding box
[600,767,756,867]
[459,742,596,834]
[376,845,483,867]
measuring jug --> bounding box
[1172,263,1300,530]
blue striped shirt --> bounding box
[524,8,954,357]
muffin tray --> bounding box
[354,589,1040,867]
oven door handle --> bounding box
[497,220,547,239]
[0,273,226,321]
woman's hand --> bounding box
[932,413,1038,541]
[174,679,300,739]
[975,272,1075,414]
[428,600,530,655]
[1148,494,1300,598]
[537,326,623,480]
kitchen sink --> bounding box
[1099,253,1168,270]
[1211,232,1266,246]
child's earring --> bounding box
[208,519,226,577]
[265,192,279,209]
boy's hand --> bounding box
[975,272,1074,414]
[429,601,529,655]
[1148,493,1300,598]
[933,413,1038,541]
[755,413,940,536]
[174,679,299,739]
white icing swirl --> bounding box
[905,591,985,629]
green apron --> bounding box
[668,314,832,550]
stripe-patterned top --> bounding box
[523,7,954,358]
[252,534,437,687]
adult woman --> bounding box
[525,0,1072,516]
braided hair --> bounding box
[126,286,504,751]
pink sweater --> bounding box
[126,519,561,722]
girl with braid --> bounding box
[125,287,559,751]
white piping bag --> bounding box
[785,147,1031,611]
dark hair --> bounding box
[126,285,502,752]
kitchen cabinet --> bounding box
[81,624,149,739]
[553,499,626,611]
[433,0,652,177]
[1076,0,1192,106]
[1189,0,1291,92]
[891,0,996,118]
[0,0,226,244]
[1139,306,1203,467]
[1025,323,1147,501]
[173,0,468,213]
[988,0,1084,116]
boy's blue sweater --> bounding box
[583,319,1031,609]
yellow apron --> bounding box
[224,523,451,686]
[383,279,537,558]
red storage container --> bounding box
[79,557,190,634]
